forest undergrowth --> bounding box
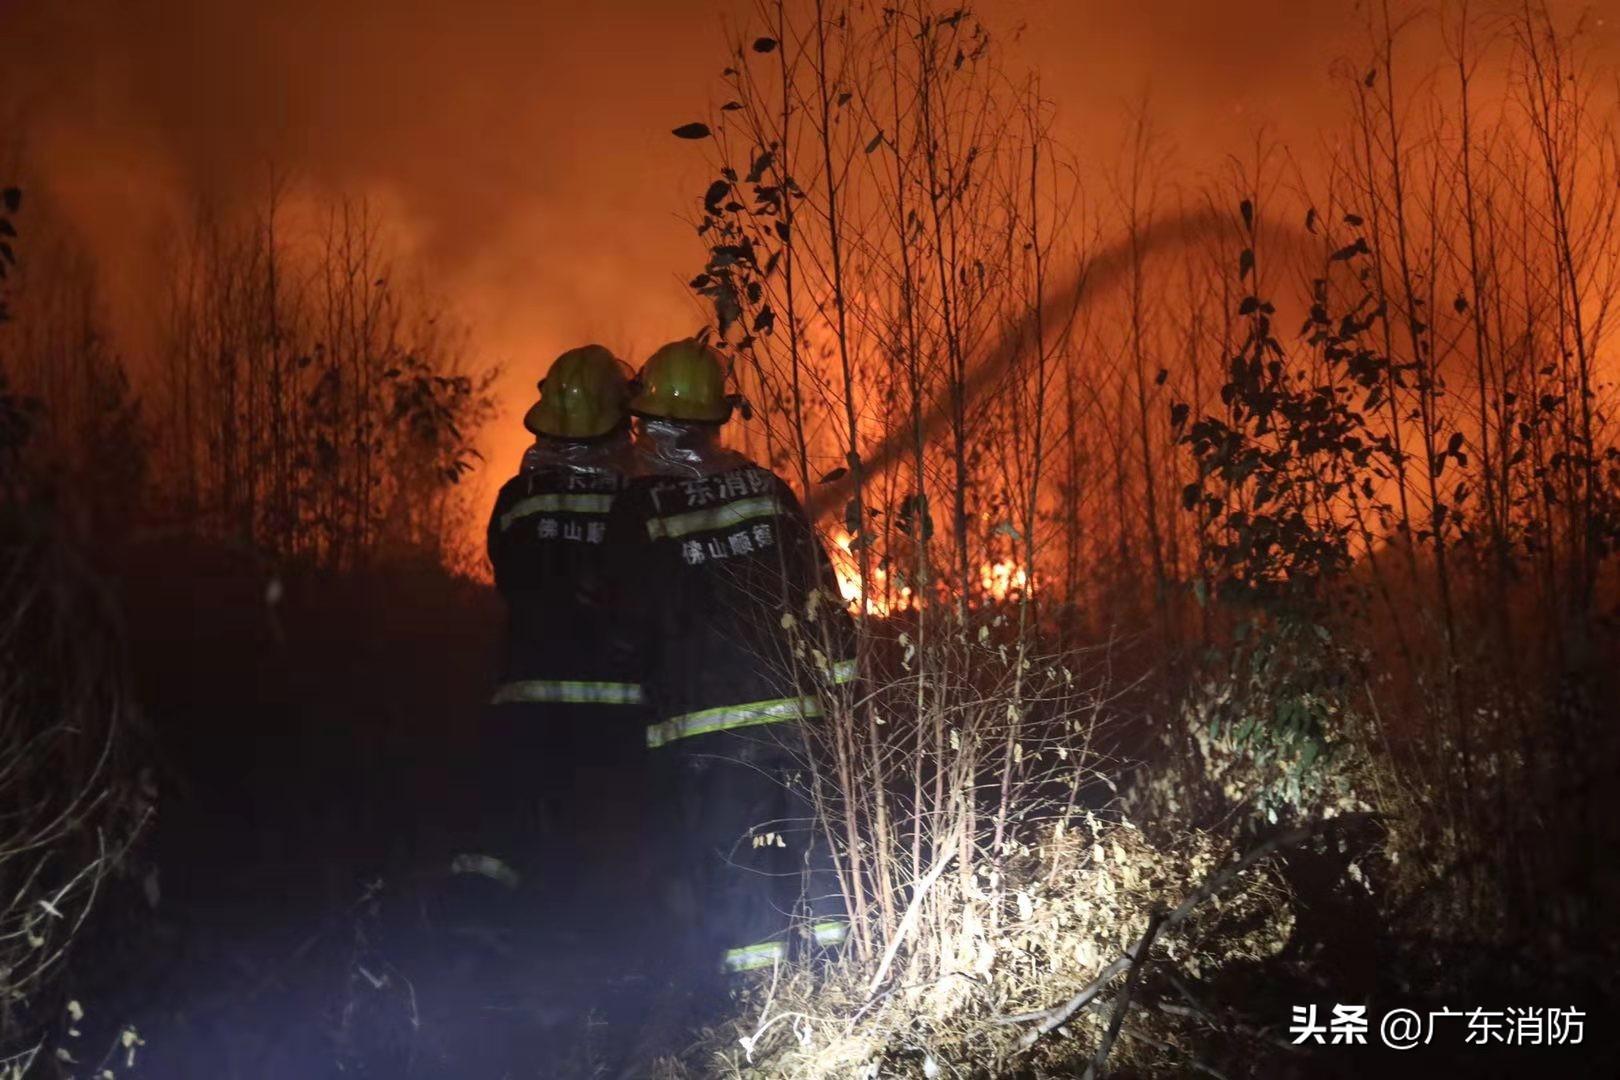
[2,0,1618,1077]
[643,0,1619,1074]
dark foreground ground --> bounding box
[30,541,1618,1078]
[47,541,686,1078]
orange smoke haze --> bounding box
[3,0,1616,534]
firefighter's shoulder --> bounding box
[488,472,531,525]
[498,466,570,501]
[493,470,529,501]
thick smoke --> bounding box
[2,0,1614,487]
[1,0,729,479]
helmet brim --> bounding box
[627,397,732,424]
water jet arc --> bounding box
[806,208,1312,523]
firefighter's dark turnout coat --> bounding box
[612,462,855,740]
[611,448,855,974]
[487,445,642,706]
[469,438,646,922]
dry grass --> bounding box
[647,806,1312,1079]
[0,512,150,1064]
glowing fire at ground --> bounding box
[827,529,1030,615]
[980,558,1029,602]
[828,529,904,616]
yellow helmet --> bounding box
[630,339,732,423]
[524,344,632,438]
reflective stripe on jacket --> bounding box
[645,692,821,749]
[492,679,644,707]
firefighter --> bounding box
[613,338,855,981]
[457,344,646,955]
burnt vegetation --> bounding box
[1,0,1618,1078]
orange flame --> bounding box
[828,529,905,616]
[827,529,1031,614]
[980,558,1029,603]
